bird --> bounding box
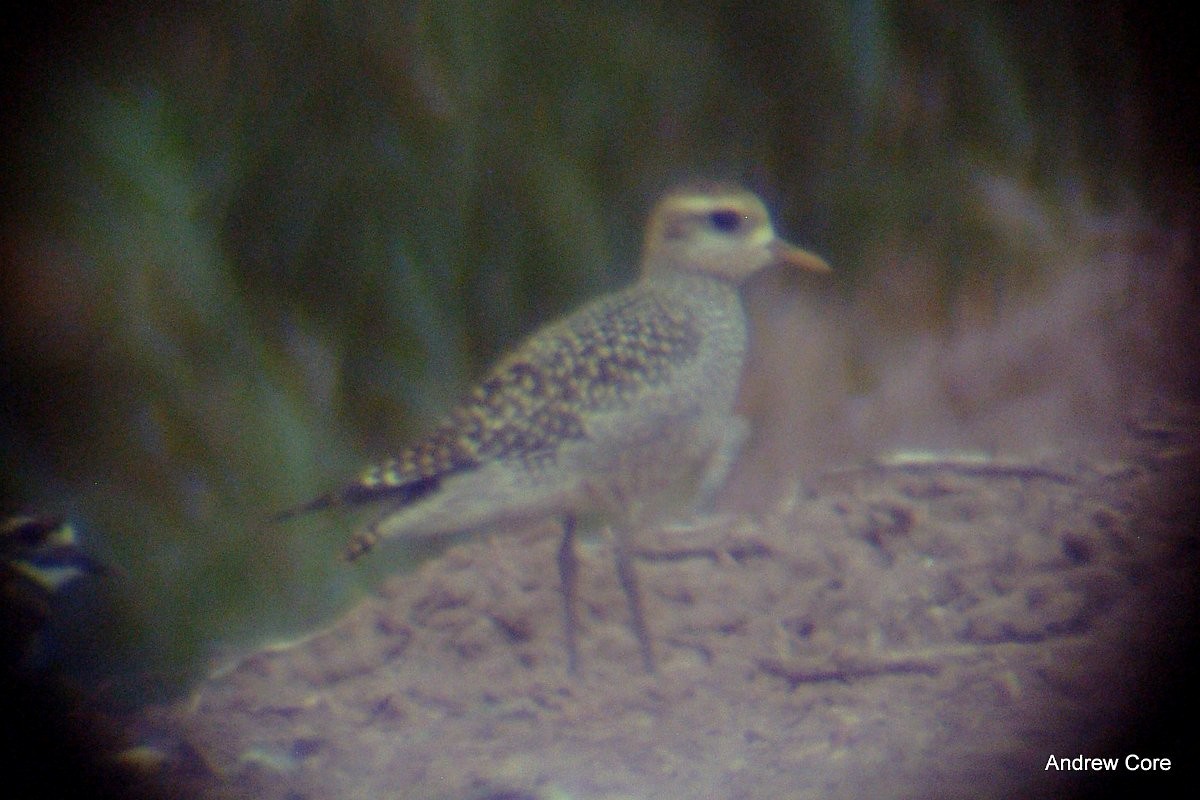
[1,514,109,667]
[276,183,831,674]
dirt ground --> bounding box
[85,394,1196,800]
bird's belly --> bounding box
[565,401,724,520]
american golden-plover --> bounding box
[278,184,830,673]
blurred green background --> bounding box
[1,1,1194,702]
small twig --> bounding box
[633,546,721,563]
[867,453,1076,485]
[757,656,941,690]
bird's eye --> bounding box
[708,209,743,233]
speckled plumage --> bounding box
[370,288,703,481]
[279,184,830,673]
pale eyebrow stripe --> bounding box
[665,194,753,214]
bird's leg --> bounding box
[557,513,580,675]
[612,530,655,673]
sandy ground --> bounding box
[78,394,1197,800]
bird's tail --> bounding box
[270,473,445,523]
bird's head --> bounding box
[640,184,830,282]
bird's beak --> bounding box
[772,240,831,273]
